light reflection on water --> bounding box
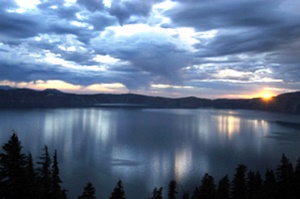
[0,108,300,199]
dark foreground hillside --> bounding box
[0,88,300,113]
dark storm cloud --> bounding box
[0,60,65,83]
[38,0,79,20]
[48,22,95,44]
[87,12,117,31]
[194,21,300,57]
[0,58,115,86]
[108,0,154,25]
[167,0,281,30]
[0,11,43,39]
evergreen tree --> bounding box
[109,179,126,199]
[182,191,189,199]
[191,187,200,199]
[231,164,247,199]
[294,157,300,198]
[168,180,178,199]
[247,170,263,199]
[52,150,65,199]
[36,145,52,199]
[217,175,230,199]
[0,133,27,198]
[150,187,163,199]
[25,153,38,199]
[254,171,263,199]
[262,169,276,199]
[78,182,96,199]
[276,154,294,198]
[199,173,216,199]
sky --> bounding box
[1,0,300,99]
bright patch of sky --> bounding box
[15,0,40,9]
[93,55,120,64]
[103,0,112,8]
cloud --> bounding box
[108,0,156,25]
[1,0,300,98]
[87,12,117,31]
[91,24,193,88]
[167,0,281,30]
[0,11,43,40]
[77,0,104,12]
[0,0,18,10]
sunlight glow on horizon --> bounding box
[0,80,127,94]
[0,80,289,99]
[261,93,274,101]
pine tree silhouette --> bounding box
[294,157,300,198]
[52,150,66,199]
[168,180,178,199]
[217,175,230,199]
[0,133,27,198]
[276,154,294,198]
[199,173,216,199]
[231,164,247,199]
[78,182,96,199]
[36,145,52,199]
[150,187,163,199]
[109,179,126,199]
[262,169,276,199]
[25,153,38,199]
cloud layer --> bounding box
[1,0,300,98]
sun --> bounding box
[261,92,273,101]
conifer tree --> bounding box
[150,187,163,199]
[168,180,178,199]
[247,170,262,199]
[231,164,247,199]
[191,187,200,199]
[37,145,52,199]
[109,179,126,199]
[25,153,38,199]
[182,191,189,199]
[52,150,65,199]
[0,133,27,198]
[276,154,294,198]
[78,182,96,199]
[294,157,300,198]
[199,173,216,199]
[262,169,276,199]
[217,175,230,199]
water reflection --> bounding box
[175,146,192,182]
[217,115,240,139]
[0,108,300,199]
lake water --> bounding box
[0,108,300,199]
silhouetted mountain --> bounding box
[0,86,14,90]
[42,88,63,94]
[0,88,299,113]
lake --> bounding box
[0,108,300,199]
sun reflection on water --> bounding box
[175,146,192,182]
[217,115,241,139]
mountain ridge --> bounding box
[0,88,300,113]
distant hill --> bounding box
[0,86,14,90]
[0,88,300,113]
